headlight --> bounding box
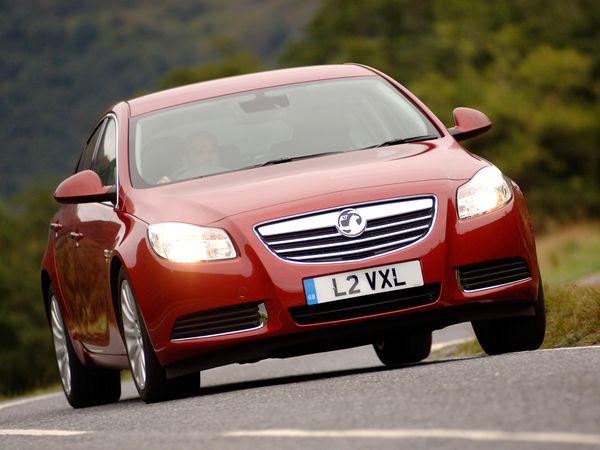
[147,223,237,263]
[457,166,512,219]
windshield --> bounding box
[129,76,440,187]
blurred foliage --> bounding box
[159,48,262,90]
[0,184,58,395]
[536,221,600,284]
[0,0,320,197]
[278,0,600,228]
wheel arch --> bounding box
[41,269,52,323]
[109,256,125,327]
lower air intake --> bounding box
[457,258,531,292]
[171,303,266,341]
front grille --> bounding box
[171,303,266,341]
[289,283,440,325]
[457,258,531,292]
[256,197,435,263]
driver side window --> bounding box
[77,120,105,173]
[92,118,117,186]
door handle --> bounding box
[50,222,63,232]
[69,232,84,241]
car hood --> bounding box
[128,137,488,225]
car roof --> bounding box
[127,64,377,117]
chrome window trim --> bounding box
[106,113,120,209]
[254,195,437,265]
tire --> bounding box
[373,330,432,366]
[48,287,121,408]
[472,282,546,355]
[118,268,199,403]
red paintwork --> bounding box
[54,170,111,203]
[41,64,540,373]
[448,107,493,141]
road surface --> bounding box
[1,324,599,449]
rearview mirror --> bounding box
[54,170,116,204]
[448,107,492,141]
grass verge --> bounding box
[536,221,600,284]
[543,284,600,348]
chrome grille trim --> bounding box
[267,230,340,246]
[258,198,434,236]
[255,196,436,264]
[276,224,430,254]
[288,235,423,261]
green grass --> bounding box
[531,222,600,348]
[0,385,61,402]
[536,221,600,284]
[543,284,600,348]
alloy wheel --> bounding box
[120,280,147,390]
[50,295,71,396]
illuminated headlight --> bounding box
[147,223,237,263]
[457,166,513,219]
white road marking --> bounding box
[431,340,600,354]
[224,428,600,445]
[0,393,61,411]
[539,345,600,352]
[0,429,88,437]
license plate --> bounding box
[303,260,423,305]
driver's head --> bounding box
[184,131,219,165]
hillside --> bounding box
[0,0,321,196]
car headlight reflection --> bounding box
[457,166,513,219]
[147,223,237,262]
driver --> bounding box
[182,131,219,166]
[158,131,219,183]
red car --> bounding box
[42,64,545,408]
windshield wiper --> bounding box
[258,151,343,167]
[363,134,439,150]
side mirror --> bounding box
[54,170,116,204]
[448,107,492,141]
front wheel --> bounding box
[118,269,199,403]
[49,287,121,408]
[373,330,432,366]
[472,282,546,355]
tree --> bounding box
[0,185,58,395]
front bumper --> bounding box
[125,179,540,371]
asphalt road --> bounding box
[1,324,599,450]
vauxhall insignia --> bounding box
[336,208,367,237]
